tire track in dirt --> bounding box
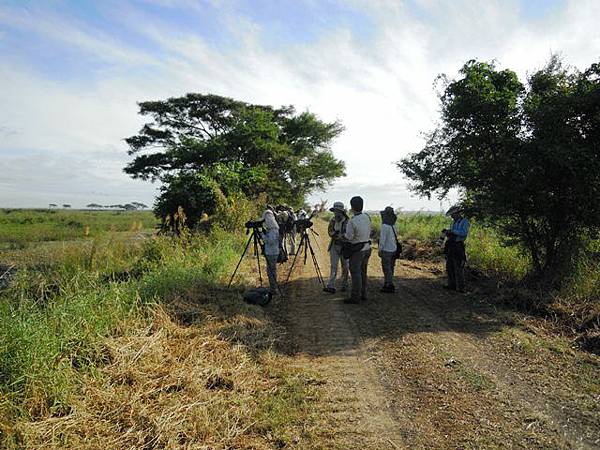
[395,263,600,449]
[274,222,599,449]
[349,255,599,449]
[277,225,407,449]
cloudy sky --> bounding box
[1,0,599,211]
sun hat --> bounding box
[446,205,463,216]
[329,201,346,214]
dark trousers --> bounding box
[349,248,371,301]
[380,251,396,287]
[446,241,466,291]
[265,254,278,294]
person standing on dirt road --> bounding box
[285,206,297,256]
[378,206,398,293]
[442,205,470,293]
[344,196,372,304]
[323,201,349,294]
[261,208,280,297]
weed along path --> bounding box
[275,221,600,449]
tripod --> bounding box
[285,226,324,286]
[228,227,264,288]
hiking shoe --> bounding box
[340,286,347,292]
[443,285,456,291]
[343,298,359,304]
[380,286,394,293]
[323,287,336,294]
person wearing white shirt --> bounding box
[378,206,398,293]
[343,196,372,303]
[261,208,280,296]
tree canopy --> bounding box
[398,57,600,280]
[124,93,345,228]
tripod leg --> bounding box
[252,233,264,286]
[284,232,306,285]
[228,232,255,288]
[306,236,325,285]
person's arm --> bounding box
[328,219,336,238]
[344,218,354,241]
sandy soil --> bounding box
[274,222,600,449]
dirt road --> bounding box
[276,222,600,449]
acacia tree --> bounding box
[124,93,345,228]
[398,57,600,282]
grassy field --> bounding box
[2,208,598,447]
[0,209,320,448]
[0,209,157,249]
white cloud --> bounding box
[0,0,599,210]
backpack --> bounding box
[243,287,271,306]
[391,226,402,259]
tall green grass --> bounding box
[370,212,530,279]
[0,228,245,424]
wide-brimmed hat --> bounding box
[329,201,346,214]
[380,206,395,216]
[446,205,463,216]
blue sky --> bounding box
[1,0,598,210]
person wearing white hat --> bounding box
[261,209,280,296]
[442,205,470,292]
[323,201,349,294]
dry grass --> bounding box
[7,297,317,449]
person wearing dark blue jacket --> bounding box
[442,205,470,293]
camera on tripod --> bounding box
[293,217,313,233]
[244,219,265,233]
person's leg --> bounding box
[446,256,456,289]
[380,252,388,286]
[327,248,339,289]
[265,255,278,294]
[289,231,296,255]
[456,257,466,292]
[382,252,395,289]
[390,254,396,290]
[348,251,362,302]
[360,249,371,300]
[340,249,349,290]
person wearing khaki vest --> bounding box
[323,201,349,294]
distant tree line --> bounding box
[85,202,149,210]
[48,203,149,210]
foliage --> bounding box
[125,93,346,229]
[399,57,600,282]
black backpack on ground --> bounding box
[243,287,272,306]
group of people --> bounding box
[258,197,470,302]
[259,204,307,297]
